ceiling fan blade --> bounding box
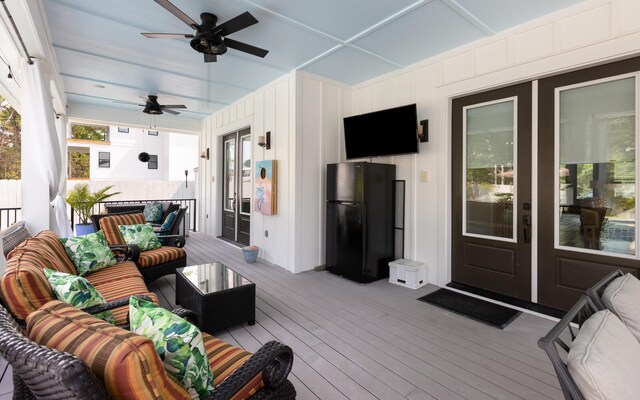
[162,108,180,115]
[112,100,139,105]
[154,0,199,28]
[214,12,258,36]
[224,37,268,58]
[204,53,217,63]
[142,32,194,39]
[161,105,187,109]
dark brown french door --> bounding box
[452,83,532,301]
[538,57,640,310]
[221,128,251,245]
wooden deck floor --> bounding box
[0,232,564,399]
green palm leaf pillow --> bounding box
[60,230,117,276]
[129,296,214,398]
[43,268,115,324]
[118,224,162,251]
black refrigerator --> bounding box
[325,162,396,283]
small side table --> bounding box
[175,262,256,333]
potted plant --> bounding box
[66,183,120,236]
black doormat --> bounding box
[418,289,521,329]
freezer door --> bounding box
[325,202,364,281]
[327,162,364,202]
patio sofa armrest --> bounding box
[170,307,198,324]
[82,294,152,318]
[208,341,294,400]
[157,234,186,248]
[1,221,32,257]
[108,244,140,262]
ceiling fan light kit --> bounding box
[142,0,269,63]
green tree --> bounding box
[69,152,90,178]
[71,124,107,141]
[0,96,21,179]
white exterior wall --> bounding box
[67,125,198,182]
[199,72,351,273]
[203,0,640,280]
[351,0,640,287]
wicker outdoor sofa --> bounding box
[0,227,296,399]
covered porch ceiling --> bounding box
[5,0,587,126]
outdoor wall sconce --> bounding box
[200,148,210,160]
[138,152,151,162]
[258,131,271,150]
[418,119,429,143]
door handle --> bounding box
[523,215,531,243]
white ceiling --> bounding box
[41,0,586,123]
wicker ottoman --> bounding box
[175,262,256,333]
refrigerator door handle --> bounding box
[327,201,360,206]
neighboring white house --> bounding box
[67,124,198,182]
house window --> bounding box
[98,152,110,168]
[148,155,158,169]
[148,130,158,136]
[71,124,109,141]
[117,127,129,133]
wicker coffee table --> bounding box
[175,262,255,333]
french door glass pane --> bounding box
[224,140,235,211]
[240,136,251,214]
[465,100,515,239]
[558,77,636,255]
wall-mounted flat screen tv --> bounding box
[343,104,418,160]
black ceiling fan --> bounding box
[114,95,187,115]
[142,0,269,63]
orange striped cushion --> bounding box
[34,231,78,273]
[26,301,190,400]
[99,213,146,245]
[85,261,142,286]
[7,233,76,275]
[87,270,160,325]
[203,334,264,399]
[138,246,185,268]
[0,253,56,320]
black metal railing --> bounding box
[2,199,197,232]
[70,198,197,231]
[0,207,21,230]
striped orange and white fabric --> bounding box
[99,213,146,245]
[0,252,56,320]
[203,334,265,399]
[26,301,191,400]
[137,247,185,268]
[7,231,77,275]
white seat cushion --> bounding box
[568,310,640,400]
[603,273,640,343]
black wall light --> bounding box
[418,119,429,143]
[200,148,210,160]
[258,131,271,150]
[138,152,151,162]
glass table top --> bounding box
[177,262,253,295]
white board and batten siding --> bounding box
[199,0,640,284]
[199,73,352,273]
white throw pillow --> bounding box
[602,273,640,343]
[568,310,640,400]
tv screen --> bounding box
[343,104,418,160]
